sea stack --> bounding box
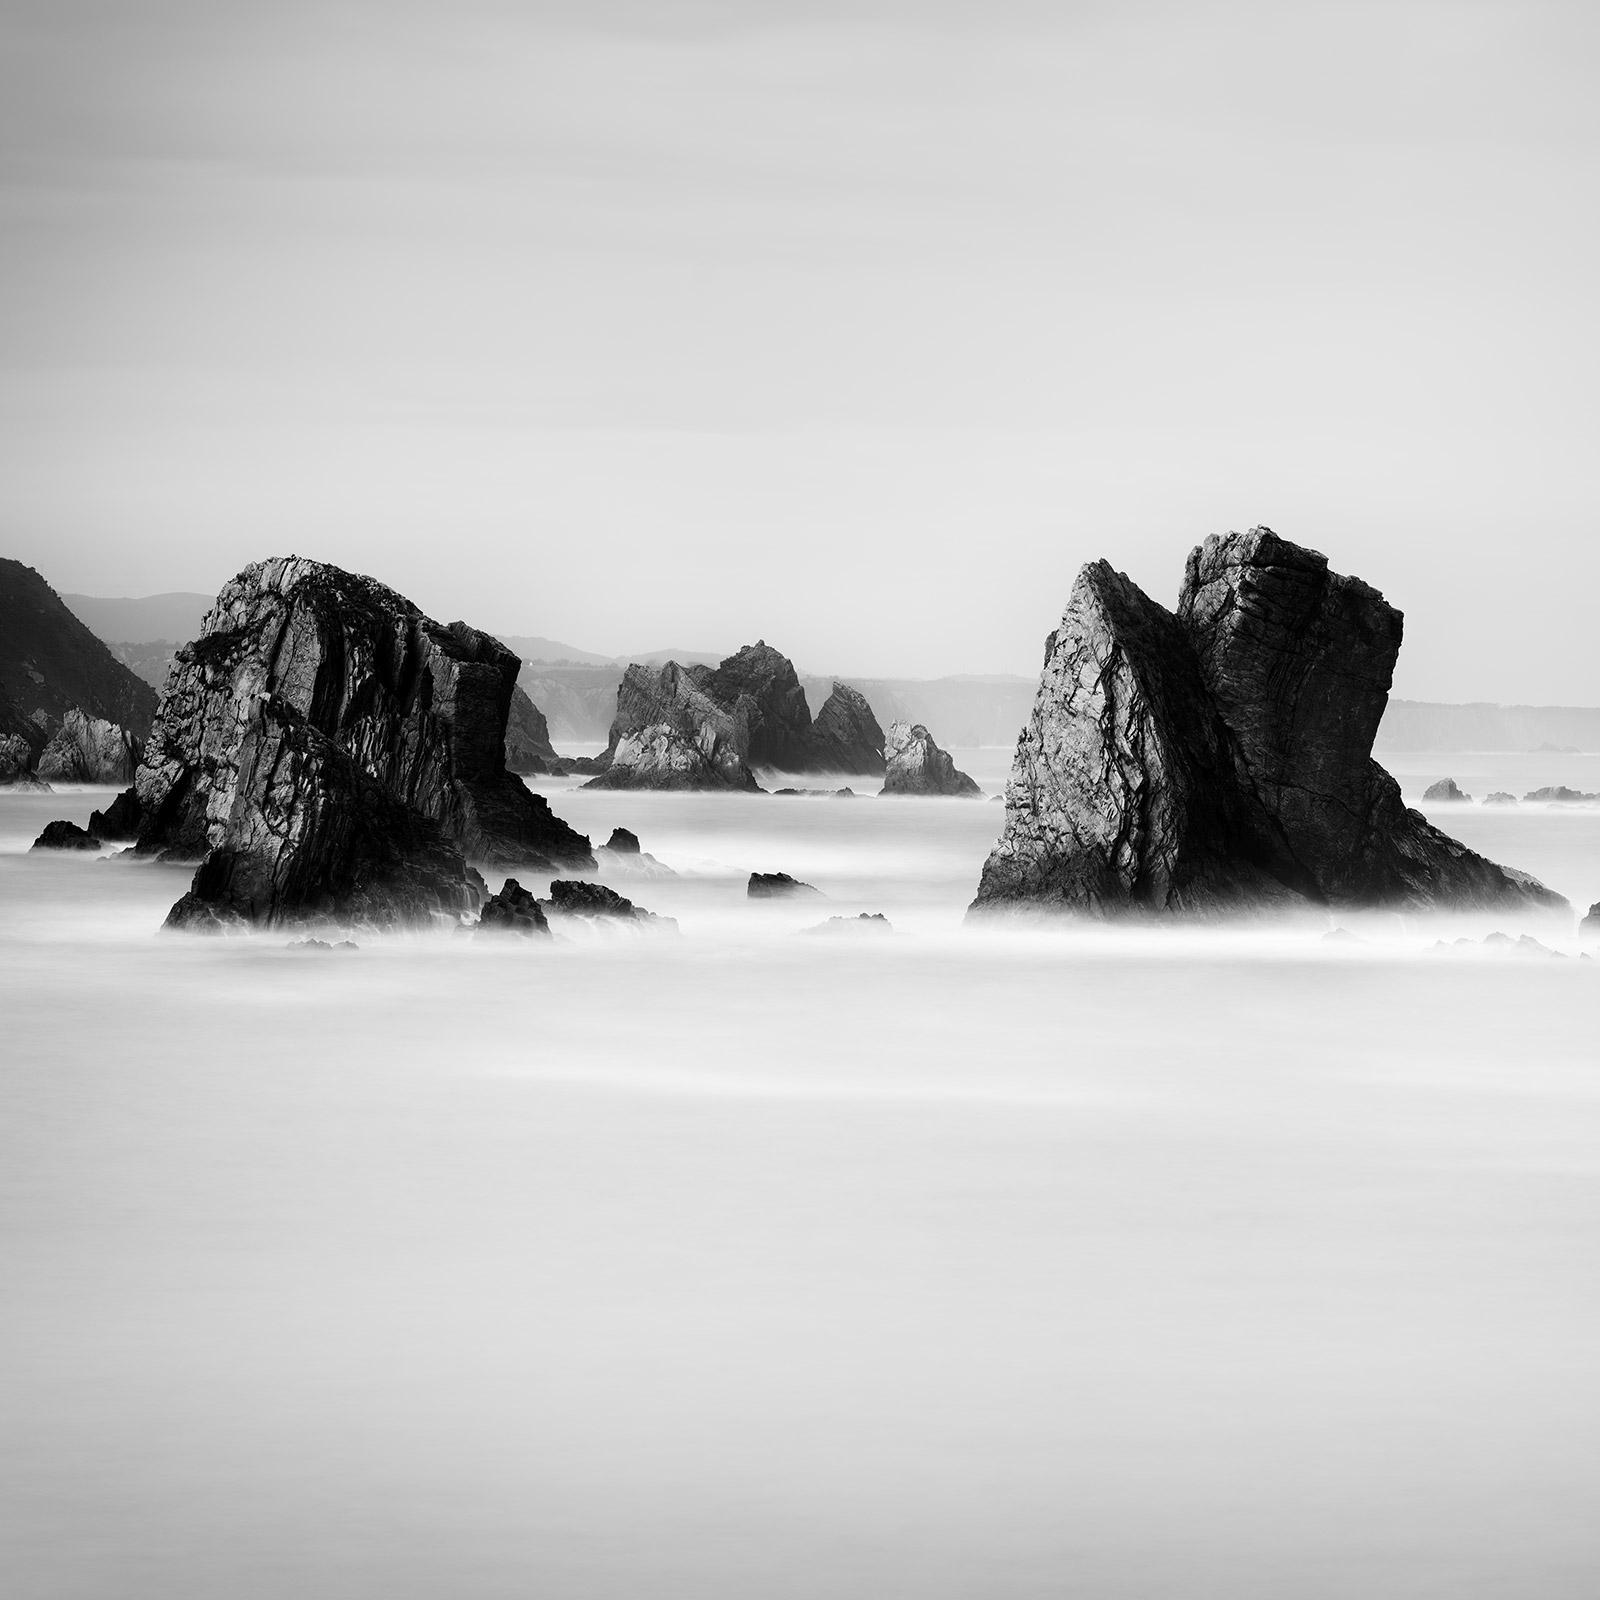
[971,528,1566,919]
[880,721,980,796]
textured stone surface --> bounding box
[1423,778,1471,803]
[748,871,820,898]
[36,708,142,784]
[586,661,760,791]
[695,642,815,770]
[881,721,981,797]
[31,819,101,851]
[973,528,1566,919]
[135,557,592,870]
[163,697,485,932]
[477,877,550,937]
[806,682,886,775]
[0,731,39,785]
[89,787,143,840]
[504,685,558,774]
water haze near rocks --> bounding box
[4,749,1600,1598]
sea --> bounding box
[3,747,1598,1599]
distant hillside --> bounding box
[1,560,160,737]
[1375,700,1600,752]
[62,591,212,648]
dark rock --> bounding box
[36,708,142,784]
[541,878,676,930]
[696,641,816,771]
[804,912,893,934]
[162,697,485,932]
[135,557,593,872]
[504,685,559,775]
[804,681,886,775]
[31,819,101,851]
[881,721,981,796]
[286,937,358,951]
[832,787,855,798]
[545,752,612,777]
[748,871,821,898]
[477,877,551,937]
[0,560,159,738]
[1524,785,1599,803]
[1483,792,1518,806]
[1423,778,1471,803]
[88,786,143,841]
[605,827,641,854]
[585,661,760,791]
[972,527,1567,919]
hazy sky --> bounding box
[3,0,1597,697]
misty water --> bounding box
[4,749,1599,1599]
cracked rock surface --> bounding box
[881,721,981,797]
[972,528,1567,919]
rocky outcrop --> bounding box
[135,558,593,879]
[0,731,42,786]
[1582,903,1600,939]
[604,827,640,854]
[36,709,142,784]
[695,641,814,770]
[1524,785,1599,803]
[972,528,1567,920]
[504,685,558,774]
[89,787,143,840]
[806,682,886,775]
[1483,792,1518,806]
[32,820,101,851]
[162,697,485,932]
[539,879,676,931]
[1423,778,1471,803]
[477,877,551,937]
[881,721,981,796]
[586,661,760,791]
[803,912,893,935]
[748,871,820,898]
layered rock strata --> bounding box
[972,528,1566,919]
[881,722,981,796]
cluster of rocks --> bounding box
[1422,780,1600,806]
[972,528,1567,920]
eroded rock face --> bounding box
[807,682,886,775]
[881,721,981,797]
[972,529,1567,919]
[135,557,592,870]
[163,697,485,933]
[586,661,760,791]
[504,685,558,775]
[36,709,141,784]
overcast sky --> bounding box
[2,0,1597,697]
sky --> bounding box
[2,0,1597,698]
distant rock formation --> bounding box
[1582,903,1600,939]
[134,557,591,930]
[748,871,820,898]
[1524,785,1599,803]
[586,661,761,791]
[972,528,1567,919]
[504,685,559,774]
[1423,778,1471,803]
[31,819,101,851]
[604,827,641,854]
[881,721,981,796]
[477,878,551,937]
[697,641,815,770]
[89,787,143,840]
[36,709,142,784]
[806,682,886,775]
[0,560,158,739]
[803,912,893,934]
[1483,792,1518,806]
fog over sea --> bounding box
[4,748,1599,1599]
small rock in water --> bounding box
[604,827,641,855]
[88,786,142,840]
[748,871,821,899]
[1482,792,1518,806]
[803,912,893,935]
[1423,778,1471,802]
[31,819,101,851]
[477,877,551,938]
[540,879,677,931]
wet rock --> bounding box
[805,681,886,775]
[585,661,760,791]
[31,819,101,851]
[135,557,593,883]
[162,697,485,933]
[540,878,676,930]
[748,871,821,898]
[1524,785,1599,803]
[605,827,641,854]
[880,721,981,797]
[477,877,551,937]
[88,786,143,841]
[36,709,142,785]
[1423,778,1471,803]
[972,527,1567,919]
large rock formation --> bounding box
[36,709,142,784]
[32,819,101,851]
[972,528,1566,919]
[1423,778,1470,803]
[881,721,981,796]
[695,641,815,770]
[504,684,559,774]
[136,557,593,871]
[586,661,760,791]
[806,682,886,775]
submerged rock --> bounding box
[135,557,590,930]
[1423,778,1471,803]
[88,786,142,841]
[31,819,101,851]
[748,871,821,898]
[880,721,980,797]
[36,709,142,784]
[477,877,551,937]
[804,681,886,775]
[972,527,1567,920]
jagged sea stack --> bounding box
[807,682,886,775]
[881,722,980,796]
[971,528,1565,918]
[586,661,761,790]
